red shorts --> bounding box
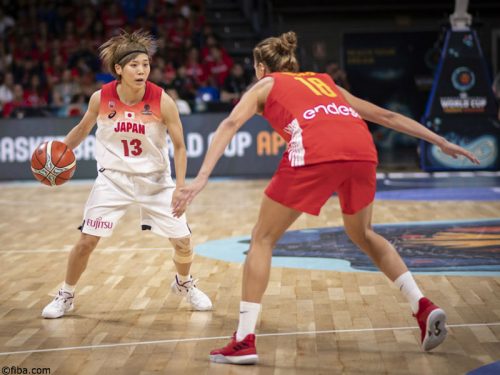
[265,160,377,216]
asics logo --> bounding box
[303,102,360,120]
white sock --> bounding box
[62,282,75,294]
[236,301,261,341]
[176,273,191,284]
[394,271,424,314]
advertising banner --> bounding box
[0,114,286,181]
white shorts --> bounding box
[80,168,190,238]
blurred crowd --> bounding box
[0,0,253,118]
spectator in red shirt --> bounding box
[2,84,27,118]
[154,56,177,86]
[35,39,51,64]
[167,17,191,50]
[45,54,72,89]
[201,35,230,63]
[203,45,233,87]
[185,47,205,84]
[24,74,48,107]
[61,29,79,59]
[101,3,127,37]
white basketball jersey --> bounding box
[95,80,171,175]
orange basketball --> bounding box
[31,140,76,186]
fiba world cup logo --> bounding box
[451,66,476,92]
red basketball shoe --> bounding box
[209,332,258,365]
[414,297,447,351]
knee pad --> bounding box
[169,236,194,264]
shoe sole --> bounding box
[41,303,74,319]
[190,305,213,311]
[422,308,447,351]
[209,354,258,365]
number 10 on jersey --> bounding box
[294,77,337,98]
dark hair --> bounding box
[253,31,299,73]
[99,30,157,79]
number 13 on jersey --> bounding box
[121,139,143,156]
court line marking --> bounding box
[0,247,170,254]
[1,322,499,356]
[1,171,498,187]
[0,200,82,207]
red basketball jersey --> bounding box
[262,72,378,167]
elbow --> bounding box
[173,143,187,154]
[221,118,238,130]
[220,118,240,134]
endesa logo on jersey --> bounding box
[303,102,361,120]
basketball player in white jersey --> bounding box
[42,30,212,318]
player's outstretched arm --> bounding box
[64,91,100,150]
[338,87,480,164]
[172,78,271,211]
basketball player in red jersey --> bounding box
[41,30,212,319]
[173,31,480,364]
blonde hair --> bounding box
[253,31,299,73]
[99,30,157,79]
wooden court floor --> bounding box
[0,180,499,374]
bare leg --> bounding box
[173,260,190,276]
[169,236,212,310]
[242,196,302,302]
[169,236,193,276]
[65,233,100,285]
[342,203,407,281]
[342,203,448,351]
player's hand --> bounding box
[171,175,208,217]
[438,139,480,165]
[171,189,187,218]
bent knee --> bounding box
[251,226,279,248]
[75,235,99,256]
[170,236,194,264]
[345,228,372,247]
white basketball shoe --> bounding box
[42,289,74,318]
[171,275,213,311]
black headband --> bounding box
[115,49,148,64]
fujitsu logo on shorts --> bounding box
[86,217,113,230]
